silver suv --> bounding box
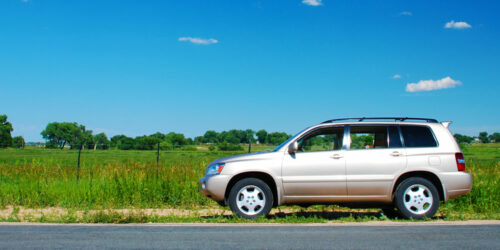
[199,117,472,219]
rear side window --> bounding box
[349,126,388,149]
[400,125,437,148]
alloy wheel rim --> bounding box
[236,185,266,216]
[403,184,433,215]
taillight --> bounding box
[455,153,466,171]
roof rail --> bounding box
[321,117,438,124]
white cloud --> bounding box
[302,0,322,6]
[444,20,472,29]
[406,76,462,92]
[392,74,402,79]
[399,11,412,16]
[178,37,218,45]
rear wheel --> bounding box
[394,177,439,219]
[228,178,273,219]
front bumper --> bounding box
[198,175,231,202]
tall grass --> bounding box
[440,144,500,218]
[0,149,237,208]
[0,144,498,218]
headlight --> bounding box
[205,163,225,176]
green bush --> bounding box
[217,142,243,151]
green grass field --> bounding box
[0,144,498,222]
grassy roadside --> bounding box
[2,204,499,224]
[0,144,498,223]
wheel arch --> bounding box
[224,172,279,207]
[392,171,445,201]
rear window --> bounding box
[400,125,437,148]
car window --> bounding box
[400,125,437,147]
[272,127,309,152]
[349,126,389,150]
[297,126,344,153]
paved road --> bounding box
[0,224,499,249]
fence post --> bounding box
[156,142,160,177]
[77,143,82,183]
[248,142,251,153]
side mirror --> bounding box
[288,141,298,154]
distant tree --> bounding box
[40,122,93,149]
[479,132,490,143]
[0,115,13,148]
[134,135,160,150]
[69,124,91,149]
[94,133,109,149]
[151,132,166,140]
[110,135,127,148]
[454,134,474,144]
[41,122,79,149]
[256,130,268,144]
[233,129,247,143]
[267,132,290,145]
[116,136,135,150]
[218,131,240,144]
[165,132,187,147]
[82,129,94,149]
[244,129,256,143]
[194,136,204,144]
[11,136,25,148]
[488,132,500,143]
[202,130,219,143]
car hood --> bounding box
[209,151,280,166]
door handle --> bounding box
[331,154,344,159]
[390,151,402,157]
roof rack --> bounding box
[321,117,438,124]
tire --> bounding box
[394,177,440,220]
[228,178,273,219]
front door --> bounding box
[281,126,347,201]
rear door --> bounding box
[344,125,407,200]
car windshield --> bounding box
[272,127,310,152]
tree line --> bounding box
[0,114,499,150]
[38,121,291,151]
[454,132,500,144]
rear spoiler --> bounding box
[441,121,452,128]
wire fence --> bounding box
[62,142,274,182]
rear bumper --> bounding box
[440,172,473,201]
[198,175,231,202]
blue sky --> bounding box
[1,0,499,141]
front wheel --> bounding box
[394,177,440,219]
[228,178,273,219]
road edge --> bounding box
[0,220,499,227]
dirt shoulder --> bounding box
[1,206,498,224]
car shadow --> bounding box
[201,209,446,221]
[201,210,382,220]
[270,210,382,220]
